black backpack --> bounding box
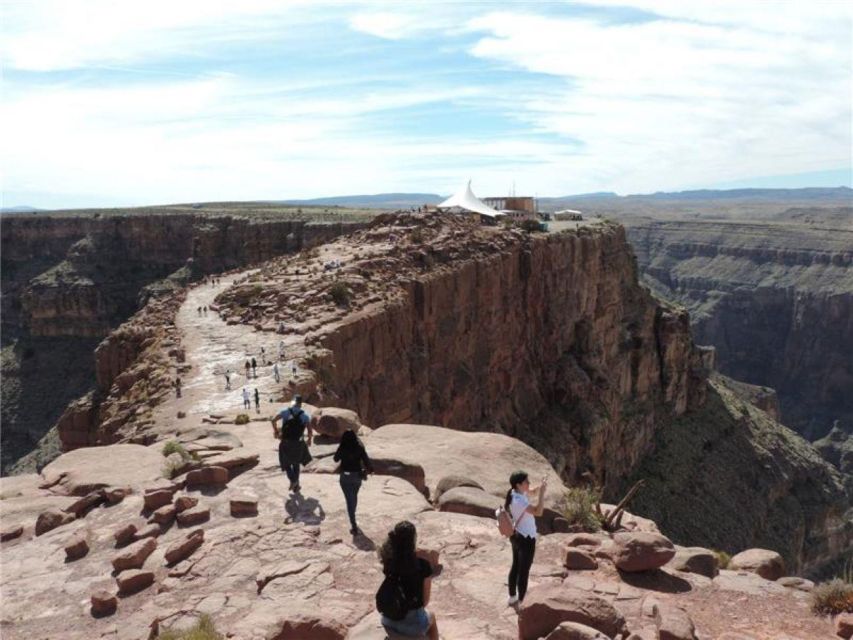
[282,408,304,441]
[375,573,409,621]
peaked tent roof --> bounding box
[437,181,502,218]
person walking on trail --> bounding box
[203,305,208,316]
[245,360,251,378]
[278,340,285,360]
[376,521,439,639]
[291,360,297,377]
[271,395,312,492]
[260,346,266,364]
[242,387,251,410]
[197,306,202,316]
[175,377,182,398]
[251,357,257,378]
[505,471,547,606]
[224,369,232,390]
[273,362,280,383]
[254,388,260,413]
[333,430,373,535]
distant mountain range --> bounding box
[0,206,42,213]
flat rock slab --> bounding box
[35,509,76,536]
[116,569,155,596]
[143,489,174,511]
[545,622,610,640]
[177,505,210,526]
[41,444,164,496]
[149,505,177,525]
[230,497,258,517]
[112,537,156,572]
[185,466,229,488]
[165,529,204,565]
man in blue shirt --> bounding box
[271,395,313,492]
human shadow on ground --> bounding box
[283,491,326,525]
[352,531,376,552]
[618,568,692,593]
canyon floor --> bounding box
[0,232,843,640]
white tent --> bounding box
[437,181,502,218]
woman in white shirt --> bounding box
[505,470,547,605]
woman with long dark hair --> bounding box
[333,429,373,535]
[505,470,547,605]
[377,521,439,639]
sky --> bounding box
[1,0,851,209]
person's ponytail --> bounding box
[504,488,513,511]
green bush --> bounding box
[559,486,603,532]
[157,615,224,640]
[235,414,250,425]
[162,440,189,459]
[811,578,853,615]
[329,281,351,307]
[714,550,731,569]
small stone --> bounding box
[114,523,138,546]
[654,604,697,640]
[91,590,117,616]
[35,508,75,536]
[174,496,198,513]
[230,497,258,517]
[565,548,598,570]
[133,523,161,541]
[112,537,157,572]
[116,569,155,595]
[64,535,89,561]
[149,504,177,526]
[1,525,23,542]
[185,465,228,488]
[177,505,210,527]
[143,489,173,511]
[104,487,130,505]
[164,529,204,565]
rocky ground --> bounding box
[1,251,847,639]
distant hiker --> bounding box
[260,346,266,364]
[242,387,251,410]
[203,305,208,316]
[224,369,232,390]
[271,395,312,492]
[278,340,285,359]
[197,306,202,316]
[254,388,260,413]
[273,362,280,383]
[245,360,251,378]
[376,521,438,639]
[277,322,285,334]
[175,377,182,398]
[251,357,257,377]
[333,429,373,535]
[291,360,297,377]
[504,471,546,606]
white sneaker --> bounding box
[507,594,519,606]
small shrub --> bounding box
[714,550,731,569]
[329,281,351,307]
[157,614,224,640]
[162,440,189,459]
[559,486,603,532]
[811,578,853,615]
[235,414,250,425]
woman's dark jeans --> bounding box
[339,472,362,529]
[509,533,536,600]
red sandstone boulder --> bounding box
[177,505,210,526]
[728,548,785,580]
[143,489,174,511]
[104,486,130,504]
[230,497,258,517]
[653,603,697,640]
[165,529,205,565]
[112,537,156,572]
[133,523,162,541]
[518,586,627,639]
[35,508,75,536]
[1,525,24,542]
[64,490,106,517]
[64,534,89,561]
[437,486,499,519]
[544,622,610,640]
[90,590,117,616]
[116,569,155,595]
[114,523,138,546]
[668,546,719,578]
[837,613,853,639]
[202,451,259,471]
[185,466,229,488]
[612,531,676,572]
[314,407,365,439]
[149,504,177,526]
[564,548,598,570]
[174,495,198,512]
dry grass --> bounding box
[235,414,250,425]
[559,486,604,532]
[157,615,224,640]
[812,579,853,615]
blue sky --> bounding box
[1,1,851,209]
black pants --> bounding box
[339,472,362,529]
[509,533,536,600]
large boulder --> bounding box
[437,486,499,519]
[112,537,157,571]
[668,547,719,578]
[41,444,164,496]
[433,475,484,502]
[314,407,365,439]
[35,509,75,536]
[564,548,598,571]
[518,586,627,640]
[728,548,785,580]
[185,466,229,488]
[612,532,676,572]
[653,603,697,640]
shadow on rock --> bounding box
[283,492,326,525]
[618,568,692,593]
[352,532,376,552]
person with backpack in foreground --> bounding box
[376,521,439,639]
[333,429,373,535]
[503,470,547,606]
[271,395,312,492]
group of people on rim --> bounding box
[270,394,548,638]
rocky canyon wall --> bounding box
[624,218,853,441]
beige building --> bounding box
[483,196,537,221]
